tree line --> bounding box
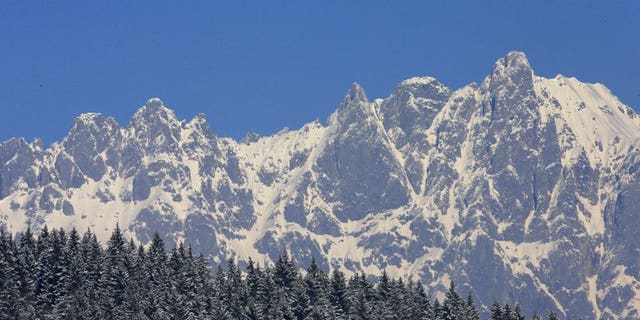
[0,225,558,319]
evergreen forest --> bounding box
[0,226,559,320]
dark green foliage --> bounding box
[329,269,350,317]
[547,311,560,320]
[490,300,544,320]
[0,225,557,319]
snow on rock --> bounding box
[1,51,639,319]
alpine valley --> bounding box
[2,52,640,319]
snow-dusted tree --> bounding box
[145,232,170,319]
[329,269,350,318]
[0,230,21,319]
[99,224,131,318]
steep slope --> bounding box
[1,52,639,319]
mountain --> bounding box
[2,51,640,319]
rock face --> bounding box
[1,52,640,319]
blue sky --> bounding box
[1,1,638,145]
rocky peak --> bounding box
[341,82,368,106]
[130,98,180,128]
[66,113,120,143]
[488,51,534,93]
[492,51,531,74]
[183,113,217,152]
[128,98,182,154]
[185,113,212,133]
[2,52,640,320]
[397,76,451,100]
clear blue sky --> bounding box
[1,1,639,145]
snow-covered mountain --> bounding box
[2,52,640,319]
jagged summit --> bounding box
[76,112,103,122]
[490,51,531,71]
[130,98,180,129]
[343,82,368,104]
[1,52,639,319]
[400,76,438,86]
[490,51,534,81]
[131,98,176,121]
[69,112,119,131]
[503,51,530,69]
[145,97,165,108]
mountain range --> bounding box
[2,52,640,319]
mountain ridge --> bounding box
[2,51,640,319]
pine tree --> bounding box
[513,304,525,320]
[463,293,480,320]
[0,224,562,320]
[99,224,131,318]
[407,280,433,320]
[503,303,514,320]
[78,228,103,319]
[433,299,444,320]
[245,258,261,300]
[392,278,413,320]
[213,265,231,319]
[0,230,21,319]
[273,251,298,320]
[124,240,150,319]
[51,227,84,319]
[274,251,298,289]
[547,311,560,320]
[348,273,373,320]
[293,274,311,320]
[490,300,504,320]
[224,258,248,319]
[17,227,38,318]
[192,253,215,318]
[442,281,465,319]
[304,257,333,320]
[329,269,350,318]
[35,227,68,317]
[374,270,395,320]
[244,257,264,319]
[257,266,282,320]
[146,232,170,319]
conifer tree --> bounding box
[78,228,103,319]
[257,266,281,319]
[329,269,350,318]
[224,258,248,319]
[464,293,481,320]
[123,240,150,319]
[17,227,38,318]
[393,278,414,320]
[0,231,21,319]
[375,270,395,320]
[146,232,170,319]
[442,281,465,319]
[99,224,131,318]
[304,257,333,320]
[407,279,433,320]
[547,311,560,320]
[51,227,84,319]
[513,304,526,320]
[491,300,504,320]
[213,265,231,319]
[191,252,214,318]
[348,273,373,320]
[0,224,561,320]
[273,251,299,320]
[35,227,66,317]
